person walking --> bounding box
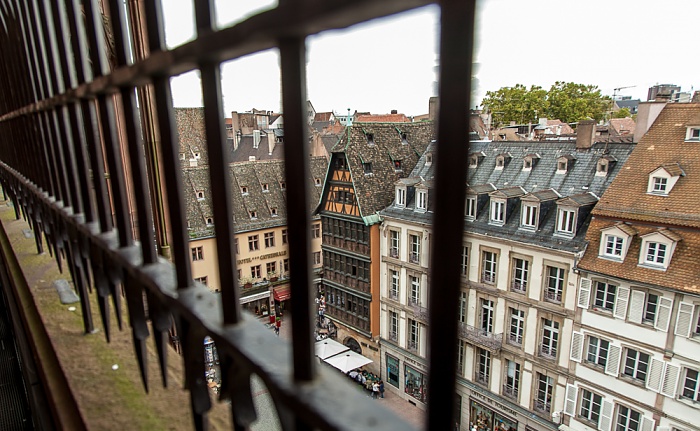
[372,381,380,399]
[275,317,281,336]
[378,380,385,398]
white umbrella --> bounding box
[323,350,373,373]
[314,339,349,360]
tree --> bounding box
[481,82,611,127]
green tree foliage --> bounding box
[612,107,631,118]
[482,82,611,127]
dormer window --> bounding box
[521,204,538,229]
[523,159,532,170]
[206,217,213,225]
[686,127,700,141]
[280,181,286,190]
[241,186,248,195]
[596,160,608,175]
[495,153,511,170]
[250,211,258,219]
[556,207,576,236]
[197,191,204,200]
[194,151,201,160]
[647,164,684,196]
[522,154,539,171]
[489,199,505,225]
[465,196,476,221]
[556,155,574,174]
[262,183,269,192]
[598,223,637,261]
[395,186,406,208]
[416,189,427,212]
[393,160,403,172]
[362,162,372,175]
[366,133,375,146]
[400,132,408,144]
[557,161,567,172]
[496,157,505,169]
[469,155,478,168]
[271,208,278,216]
[425,153,433,167]
[638,229,681,271]
[314,178,321,187]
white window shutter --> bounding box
[614,286,630,319]
[570,331,584,363]
[578,277,592,309]
[654,297,673,332]
[646,358,664,392]
[605,344,621,376]
[599,399,614,431]
[675,302,695,337]
[564,384,577,416]
[661,363,680,398]
[628,290,646,324]
[641,416,655,431]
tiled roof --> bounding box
[609,118,636,136]
[592,104,700,227]
[184,158,328,238]
[577,218,700,294]
[354,114,410,123]
[230,135,285,162]
[314,112,333,122]
[381,139,636,253]
[326,122,434,219]
[176,108,209,165]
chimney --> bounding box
[391,109,398,115]
[267,131,276,156]
[428,97,438,121]
[576,120,596,150]
[633,102,666,143]
[253,130,261,149]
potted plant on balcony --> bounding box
[268,271,278,282]
[240,277,253,289]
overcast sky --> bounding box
[162,0,700,117]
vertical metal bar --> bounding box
[426,1,476,430]
[194,0,241,325]
[279,36,315,383]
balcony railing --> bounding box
[457,322,502,351]
[544,290,562,303]
[389,289,399,300]
[481,271,496,284]
[389,331,398,342]
[511,281,526,293]
[503,384,519,399]
[409,252,420,265]
[408,341,419,352]
[389,248,399,258]
[475,371,489,386]
[507,333,523,346]
[0,0,475,429]
[534,399,552,414]
[540,345,558,359]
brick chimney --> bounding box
[576,120,596,150]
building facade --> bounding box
[573,104,700,431]
[317,121,434,372]
[378,127,635,431]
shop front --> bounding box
[241,290,272,320]
[273,284,290,321]
[405,364,428,404]
[470,399,517,431]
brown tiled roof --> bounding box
[354,114,410,123]
[658,163,685,177]
[593,104,700,227]
[176,108,209,165]
[314,112,333,122]
[577,218,700,294]
[328,122,434,219]
[609,118,636,136]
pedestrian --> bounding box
[372,381,379,399]
[275,317,281,336]
[379,380,384,398]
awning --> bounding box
[323,350,373,373]
[273,285,290,301]
[315,339,349,360]
[239,290,271,305]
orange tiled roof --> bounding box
[578,218,700,294]
[593,104,700,227]
[355,114,409,123]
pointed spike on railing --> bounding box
[146,291,170,388]
[133,336,149,393]
[180,321,211,429]
[224,358,257,429]
[153,327,168,388]
[109,280,124,331]
[97,294,111,343]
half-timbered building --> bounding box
[317,121,434,371]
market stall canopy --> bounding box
[314,339,349,360]
[273,285,290,301]
[323,350,373,373]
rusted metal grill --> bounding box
[0,0,474,429]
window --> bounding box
[280,181,286,191]
[476,348,491,385]
[511,258,528,293]
[416,190,427,211]
[651,177,667,193]
[465,197,476,220]
[390,270,399,300]
[194,276,208,286]
[604,235,624,258]
[250,211,257,219]
[643,293,658,323]
[311,223,320,239]
[270,208,278,216]
[535,373,553,413]
[282,229,288,244]
[579,389,602,426]
[266,262,276,274]
[251,265,261,279]
[235,239,239,254]
[408,319,419,351]
[616,405,642,431]
[314,178,321,186]
[393,160,402,171]
[623,349,650,382]
[594,281,617,311]
[362,162,372,175]
[685,127,700,141]
[682,368,700,402]
[503,360,520,399]
[644,242,666,265]
[206,217,213,225]
[389,311,398,341]
[396,187,406,207]
[262,183,269,192]
[458,292,467,323]
[264,232,275,248]
[586,336,609,367]
[481,250,497,284]
[545,266,565,303]
[313,252,321,265]
[248,235,259,251]
[197,191,204,200]
[557,208,576,234]
[410,276,420,305]
[409,234,420,265]
[389,230,400,258]
[283,259,289,273]
[366,133,375,145]
[490,200,505,224]
[557,160,567,172]
[541,319,559,359]
[469,155,478,168]
[521,204,537,228]
[460,246,469,276]
[191,246,203,261]
[509,308,524,345]
[457,340,466,375]
[241,186,248,194]
[480,299,494,334]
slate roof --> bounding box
[184,157,328,238]
[322,122,435,221]
[230,134,285,162]
[381,138,636,253]
[577,104,700,293]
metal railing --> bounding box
[0,0,475,430]
[457,322,503,351]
